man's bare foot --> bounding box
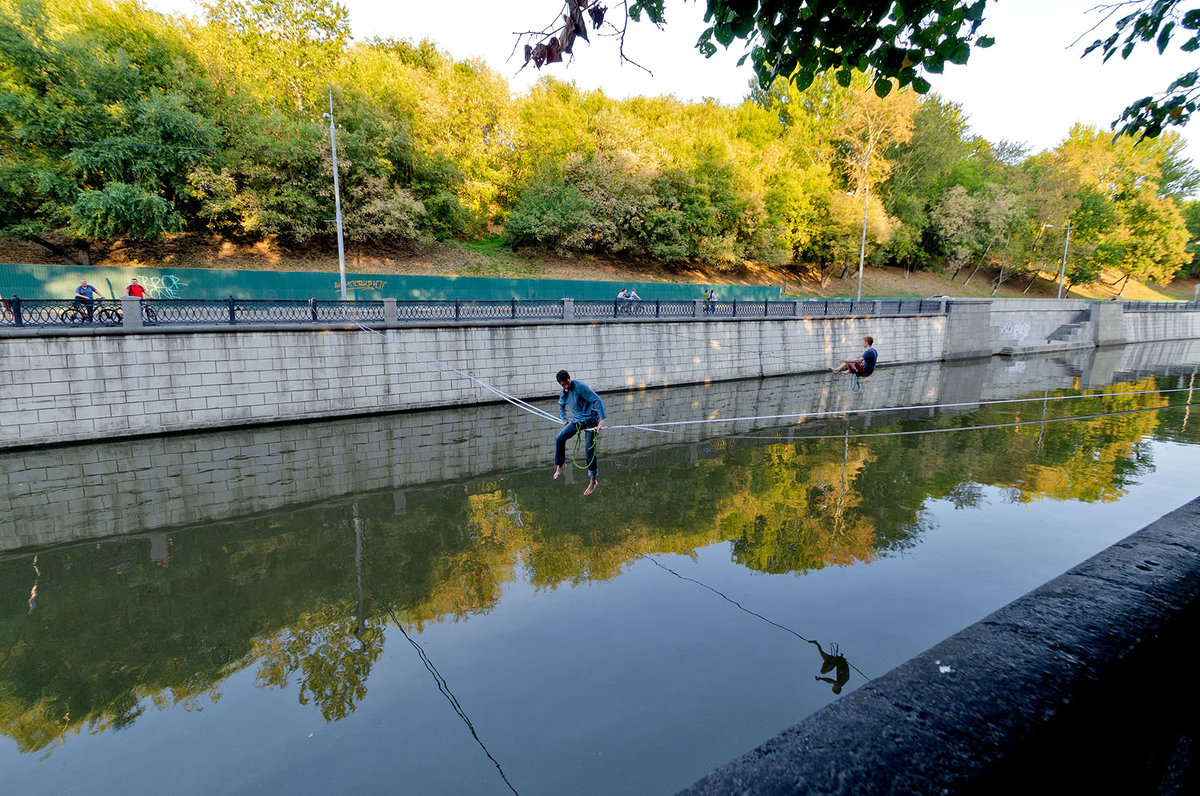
[583,478,597,496]
[553,465,563,480]
[829,367,837,373]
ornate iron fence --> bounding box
[3,298,126,327]
[1,295,949,329]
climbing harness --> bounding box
[570,423,600,470]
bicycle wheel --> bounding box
[61,307,86,326]
[143,305,158,324]
[98,307,122,325]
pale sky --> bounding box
[147,0,1200,163]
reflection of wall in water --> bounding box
[3,342,1196,552]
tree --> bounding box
[0,0,217,262]
[881,95,974,273]
[1081,0,1200,138]
[527,1,1198,140]
[1180,200,1200,276]
[527,0,994,99]
[201,0,350,114]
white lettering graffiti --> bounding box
[1001,320,1031,341]
[141,275,188,299]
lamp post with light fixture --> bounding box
[324,90,347,301]
[1043,222,1074,299]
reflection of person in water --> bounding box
[810,640,851,694]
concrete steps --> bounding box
[999,318,1096,357]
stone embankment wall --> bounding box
[3,299,1199,450]
[1,313,946,450]
[684,495,1200,795]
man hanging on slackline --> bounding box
[831,336,878,378]
[552,369,606,496]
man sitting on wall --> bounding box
[831,336,878,377]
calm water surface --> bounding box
[2,344,1199,794]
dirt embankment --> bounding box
[2,233,1195,302]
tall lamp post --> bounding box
[324,90,347,301]
[856,179,869,301]
[1044,222,1074,299]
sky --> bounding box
[146,0,1200,163]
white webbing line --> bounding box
[602,387,1197,430]
[351,318,675,434]
[677,402,1195,443]
[659,324,832,373]
[351,320,561,424]
[347,316,1191,437]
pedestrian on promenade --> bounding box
[126,278,146,298]
[552,369,606,496]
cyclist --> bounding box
[126,278,146,298]
[617,287,641,314]
[74,280,104,322]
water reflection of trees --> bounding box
[0,379,1184,751]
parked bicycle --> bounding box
[62,300,116,325]
[60,300,157,326]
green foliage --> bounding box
[69,182,181,239]
[1180,200,1200,276]
[1081,0,1200,138]
[1,0,1195,287]
[695,0,993,100]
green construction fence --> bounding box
[0,263,781,303]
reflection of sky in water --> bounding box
[1,366,1198,794]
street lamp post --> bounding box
[1044,222,1074,299]
[324,90,347,301]
[857,179,869,301]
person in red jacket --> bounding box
[126,278,146,298]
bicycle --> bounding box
[60,300,156,326]
[61,300,115,325]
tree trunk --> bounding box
[1022,270,1041,294]
[1115,272,1131,297]
[991,263,1008,296]
[28,234,86,267]
[962,243,992,287]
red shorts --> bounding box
[849,362,868,375]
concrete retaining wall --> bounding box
[1122,307,1200,343]
[988,298,1090,350]
[683,496,1200,795]
[0,359,950,551]
[0,313,945,450]
[4,299,1200,450]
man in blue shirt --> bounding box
[553,369,607,496]
[73,279,104,322]
[831,336,878,377]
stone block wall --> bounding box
[0,314,946,450]
[988,298,1091,351]
[1122,308,1200,343]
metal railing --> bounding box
[1,296,948,330]
[1123,300,1200,312]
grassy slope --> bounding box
[3,233,1197,302]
